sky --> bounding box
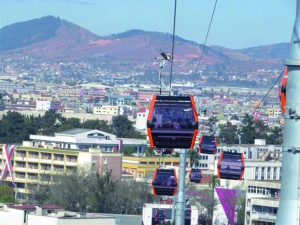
[0,0,297,49]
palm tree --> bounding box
[209,175,220,190]
[187,149,200,167]
[143,148,156,156]
[120,146,135,156]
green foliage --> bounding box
[236,197,246,225]
[219,114,283,145]
[112,116,145,139]
[0,111,146,143]
[120,146,135,156]
[143,148,156,156]
[187,149,200,167]
[80,119,113,133]
[28,167,155,214]
[0,184,15,203]
[0,111,40,143]
[0,16,60,52]
[207,116,218,133]
[209,175,220,190]
[218,122,239,144]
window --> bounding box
[103,158,108,164]
[255,167,259,180]
[267,167,271,180]
[273,167,277,179]
[261,167,265,180]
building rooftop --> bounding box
[56,128,92,135]
[7,205,65,210]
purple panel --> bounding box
[215,187,237,225]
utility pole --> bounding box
[276,1,300,224]
[175,149,187,225]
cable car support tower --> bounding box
[276,1,300,224]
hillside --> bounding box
[0,16,289,72]
[238,43,289,60]
[0,16,60,52]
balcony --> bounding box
[251,212,276,222]
[28,155,39,162]
[14,166,26,172]
[15,155,26,161]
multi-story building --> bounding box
[93,104,119,115]
[36,100,54,111]
[135,108,149,130]
[0,79,35,93]
[0,143,122,201]
[245,180,281,225]
[29,128,147,152]
[107,94,133,105]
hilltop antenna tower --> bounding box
[276,1,300,224]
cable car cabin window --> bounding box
[155,210,166,222]
[152,169,177,196]
[189,168,202,183]
[217,152,245,180]
[199,135,217,154]
[147,96,198,149]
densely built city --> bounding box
[0,2,295,225]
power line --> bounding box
[192,0,218,82]
[252,73,282,114]
[169,0,177,90]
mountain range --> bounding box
[0,16,290,72]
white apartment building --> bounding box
[36,100,54,111]
[245,180,280,225]
[29,128,146,153]
[93,104,119,115]
[136,108,149,131]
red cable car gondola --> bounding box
[217,151,245,180]
[157,148,174,155]
[155,209,166,222]
[199,135,217,154]
[152,169,177,196]
[189,168,202,183]
[147,96,198,149]
[278,66,288,115]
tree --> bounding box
[40,109,66,135]
[209,175,220,190]
[236,196,246,225]
[0,184,15,203]
[207,116,218,133]
[120,146,135,156]
[218,122,238,145]
[187,149,200,167]
[112,116,145,139]
[231,114,239,120]
[80,119,113,133]
[143,148,156,157]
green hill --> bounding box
[0,16,60,52]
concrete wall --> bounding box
[28,215,115,225]
[0,211,9,225]
[5,209,25,225]
[142,207,153,225]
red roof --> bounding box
[8,205,65,210]
[136,107,146,113]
